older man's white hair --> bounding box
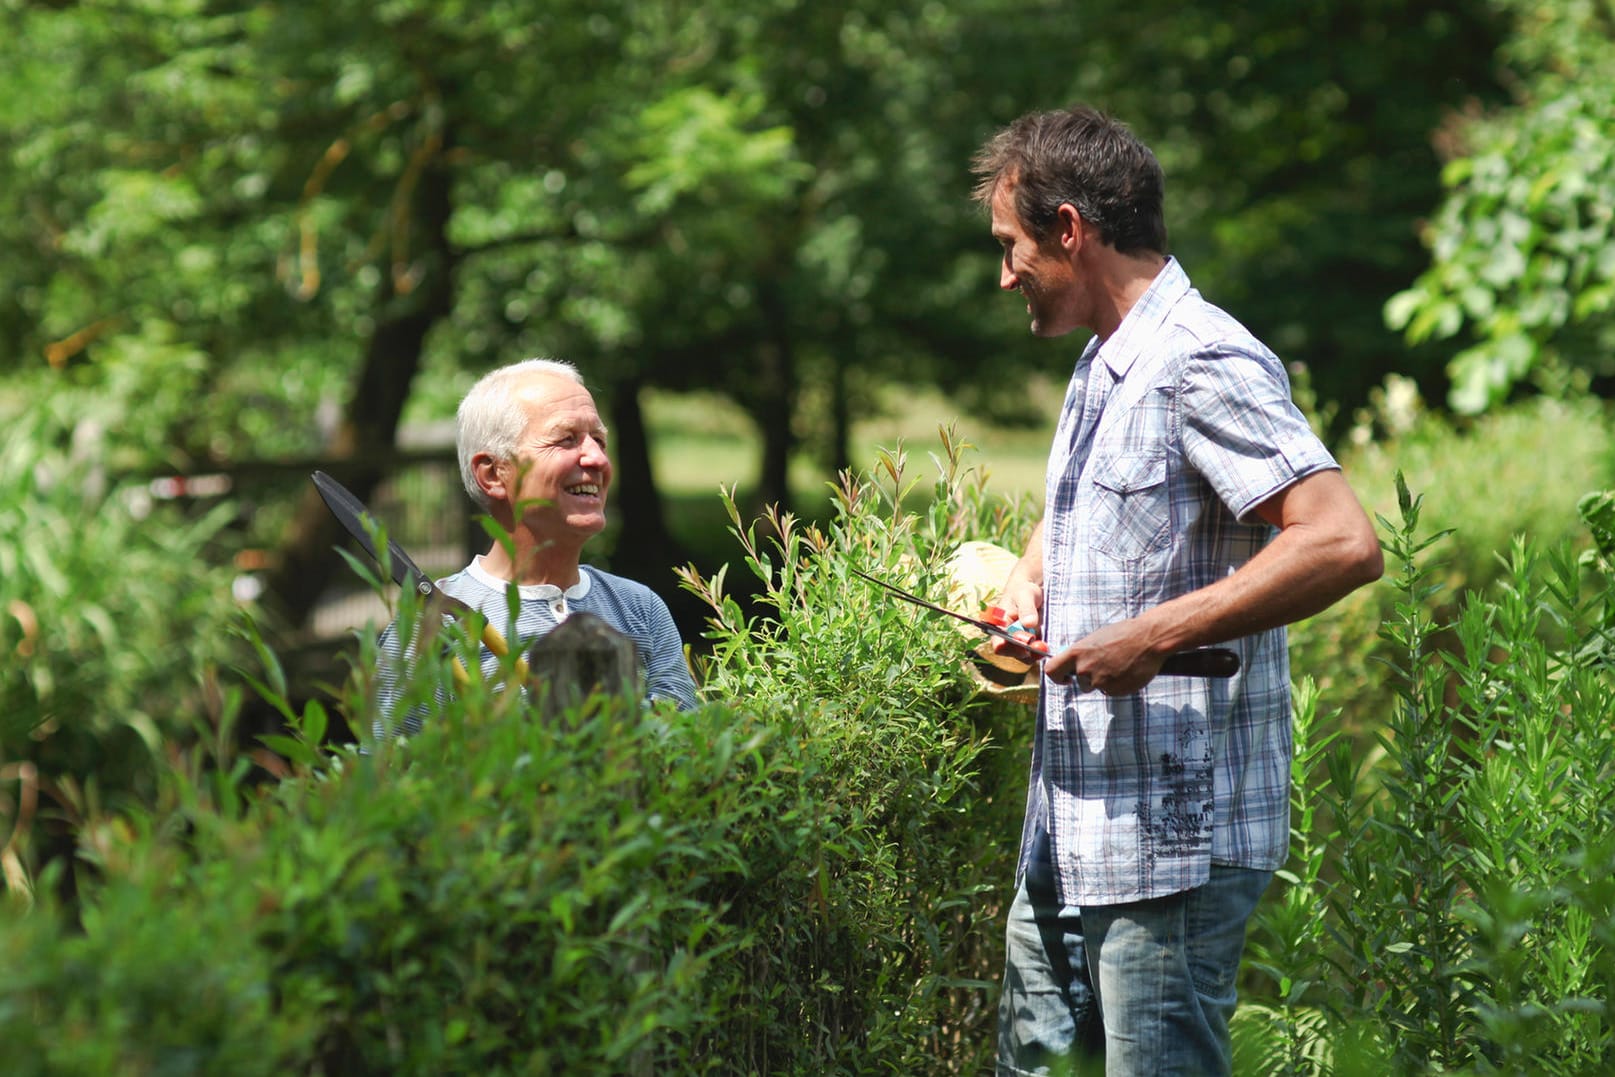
[456,358,585,510]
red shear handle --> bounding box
[982,608,1051,655]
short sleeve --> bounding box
[1179,344,1338,522]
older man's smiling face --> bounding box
[502,372,613,541]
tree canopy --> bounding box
[1386,0,1615,413]
[0,0,1527,627]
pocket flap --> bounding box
[1092,451,1166,495]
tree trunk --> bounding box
[607,378,688,579]
[829,354,851,478]
[262,154,457,629]
[751,286,796,512]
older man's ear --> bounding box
[469,452,508,505]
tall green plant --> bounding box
[1252,476,1615,1073]
[1342,476,1477,1065]
[1289,393,1614,731]
[0,403,247,901]
[1449,499,1615,1072]
[676,427,1039,1071]
[1236,677,1351,1074]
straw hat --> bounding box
[946,540,1041,705]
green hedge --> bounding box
[8,404,1615,1074]
[2,673,1019,1074]
[1,429,1033,1075]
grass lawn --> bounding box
[643,382,1060,558]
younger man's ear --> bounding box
[1056,203,1086,253]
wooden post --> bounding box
[524,611,640,723]
[525,612,651,1075]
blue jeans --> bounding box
[997,828,1270,1076]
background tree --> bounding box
[435,2,1077,530]
[1037,0,1510,432]
[1,0,1062,625]
[0,0,1513,637]
[1385,0,1615,414]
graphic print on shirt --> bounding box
[1137,715,1215,861]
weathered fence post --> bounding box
[524,612,652,1076]
[524,611,640,724]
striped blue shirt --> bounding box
[375,559,699,737]
[1023,258,1337,904]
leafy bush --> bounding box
[1,430,1039,1074]
[1,673,774,1073]
[675,428,1039,1069]
[0,401,247,900]
[1241,476,1615,1074]
[0,831,320,1077]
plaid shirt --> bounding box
[1022,258,1337,905]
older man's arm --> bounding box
[642,597,700,710]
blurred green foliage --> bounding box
[0,0,1508,497]
[0,401,249,900]
[3,408,1615,1071]
[0,0,1530,625]
[1386,0,1615,413]
[1060,0,1510,428]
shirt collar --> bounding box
[467,557,593,602]
[1092,256,1189,380]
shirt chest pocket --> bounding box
[1087,451,1171,560]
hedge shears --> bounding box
[849,568,1240,679]
[311,471,526,684]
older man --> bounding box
[973,107,1383,1076]
[375,358,697,735]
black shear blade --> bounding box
[849,568,1048,655]
[311,470,437,602]
[849,567,1239,678]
